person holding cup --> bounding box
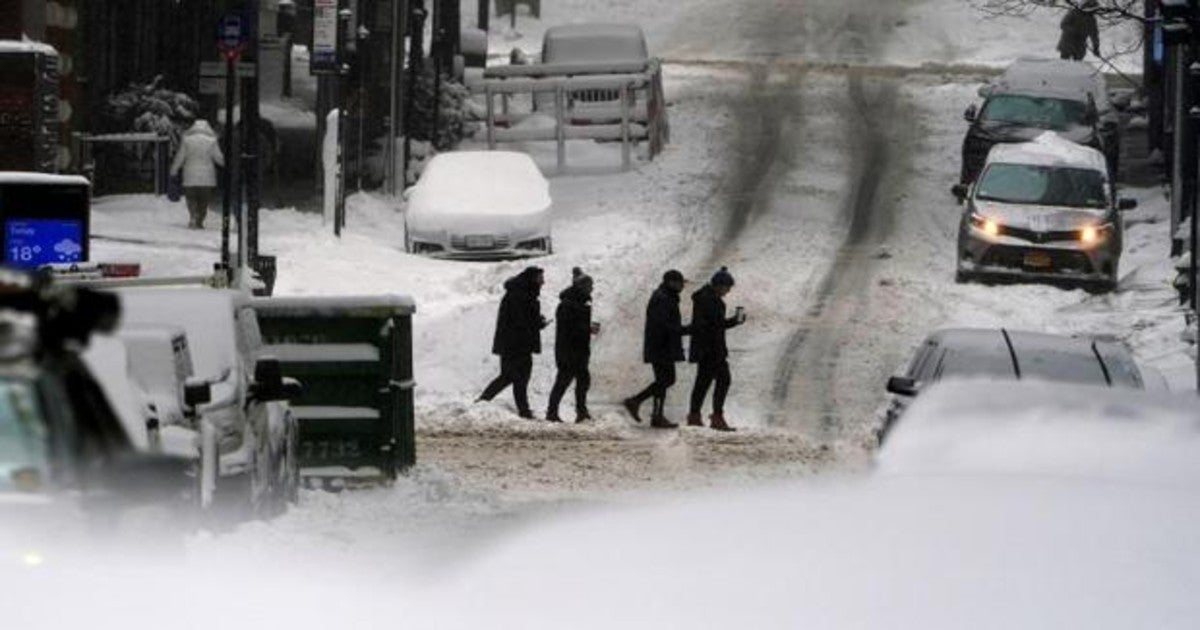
[546,268,597,423]
[686,267,746,432]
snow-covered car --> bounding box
[539,23,650,121]
[881,327,1155,443]
[960,57,1120,184]
[404,151,553,258]
[115,288,301,519]
[953,132,1136,291]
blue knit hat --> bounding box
[711,266,735,287]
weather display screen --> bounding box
[4,218,85,267]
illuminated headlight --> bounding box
[21,550,44,567]
[969,213,1001,236]
[1080,223,1114,245]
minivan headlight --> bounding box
[969,213,1001,236]
[1080,223,1114,245]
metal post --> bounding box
[486,86,496,149]
[387,0,408,194]
[478,0,488,31]
[222,53,236,271]
[402,2,427,187]
[620,82,631,171]
[243,0,262,267]
[555,85,565,171]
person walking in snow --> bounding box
[624,269,691,429]
[1058,0,1100,61]
[686,267,745,432]
[478,266,548,419]
[546,268,597,423]
[170,118,225,229]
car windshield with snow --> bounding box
[404,151,553,258]
[956,132,1135,291]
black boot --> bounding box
[623,396,644,423]
[649,396,677,429]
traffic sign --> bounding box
[216,13,247,59]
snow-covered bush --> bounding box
[408,60,472,150]
[101,76,199,149]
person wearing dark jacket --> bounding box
[687,267,745,432]
[546,268,596,423]
[1057,0,1100,61]
[624,270,691,429]
[478,266,547,419]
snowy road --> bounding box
[87,1,1190,535]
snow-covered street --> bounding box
[76,0,1195,591]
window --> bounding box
[976,164,1108,209]
[0,379,47,491]
[981,95,1089,131]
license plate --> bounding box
[465,235,495,249]
[1024,250,1052,268]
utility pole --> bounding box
[478,0,489,31]
[242,0,261,269]
[402,1,427,187]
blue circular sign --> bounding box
[216,13,246,54]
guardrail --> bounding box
[472,59,670,171]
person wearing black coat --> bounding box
[1057,0,1099,61]
[687,267,744,432]
[478,266,547,418]
[624,269,691,428]
[546,268,596,423]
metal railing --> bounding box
[473,59,670,171]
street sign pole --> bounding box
[217,13,247,283]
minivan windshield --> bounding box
[981,95,1089,131]
[0,380,47,492]
[976,163,1108,208]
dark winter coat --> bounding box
[688,284,739,364]
[643,283,689,364]
[492,270,544,357]
[554,285,592,369]
[1057,9,1099,60]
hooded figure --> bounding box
[687,267,743,432]
[479,267,546,419]
[546,268,595,422]
[624,269,691,428]
[1057,0,1100,61]
[170,119,226,229]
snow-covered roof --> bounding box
[985,132,1108,174]
[0,39,58,56]
[409,151,550,216]
[990,57,1104,103]
[0,172,90,187]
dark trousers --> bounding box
[480,354,533,413]
[690,359,731,415]
[631,362,677,417]
[547,364,590,415]
[184,186,214,227]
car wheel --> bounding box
[546,236,554,256]
[285,415,300,505]
[954,267,972,284]
[404,227,413,254]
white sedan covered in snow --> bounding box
[404,151,553,259]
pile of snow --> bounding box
[407,151,550,219]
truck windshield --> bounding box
[0,380,47,492]
[976,163,1108,209]
[981,95,1089,131]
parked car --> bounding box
[880,327,1153,443]
[960,57,1120,184]
[953,132,1136,291]
[404,151,553,258]
[115,288,301,519]
[539,23,649,120]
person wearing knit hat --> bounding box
[478,266,548,419]
[686,267,745,432]
[546,267,597,423]
[624,269,691,428]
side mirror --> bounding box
[184,379,212,408]
[1118,198,1138,211]
[281,377,304,402]
[976,85,992,99]
[252,356,285,402]
[951,183,969,202]
[510,47,530,66]
[963,104,977,123]
[886,376,919,397]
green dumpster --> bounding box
[252,295,416,482]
